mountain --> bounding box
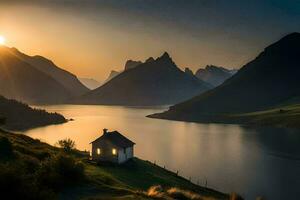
[73,52,212,106]
[0,46,71,104]
[184,67,194,77]
[0,96,66,130]
[79,78,101,90]
[11,48,89,96]
[124,60,142,71]
[149,33,300,121]
[195,65,236,87]
[103,70,120,83]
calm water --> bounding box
[23,105,300,200]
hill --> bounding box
[195,65,236,87]
[0,129,229,199]
[0,96,66,130]
[0,46,71,104]
[11,47,89,96]
[74,52,212,106]
[149,33,300,123]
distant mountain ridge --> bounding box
[104,70,120,83]
[73,52,212,106]
[149,33,300,121]
[195,65,236,87]
[79,78,101,90]
[11,48,89,96]
[124,60,142,71]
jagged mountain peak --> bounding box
[124,60,142,71]
[156,51,175,66]
[145,57,155,63]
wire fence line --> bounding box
[151,160,209,188]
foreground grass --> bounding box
[0,129,229,200]
[81,159,227,199]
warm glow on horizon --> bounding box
[0,35,5,45]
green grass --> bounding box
[228,103,300,128]
[0,129,229,200]
[84,159,227,199]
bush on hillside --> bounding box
[36,153,85,191]
[0,161,55,200]
[57,138,76,152]
[0,137,13,159]
[0,117,5,125]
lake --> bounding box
[23,105,300,200]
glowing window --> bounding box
[112,148,117,155]
[97,148,101,155]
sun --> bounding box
[0,35,6,45]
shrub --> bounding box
[167,187,203,200]
[0,116,5,125]
[230,193,244,200]
[0,137,13,159]
[0,162,55,199]
[36,153,85,191]
[146,185,164,198]
[57,138,76,152]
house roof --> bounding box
[90,131,135,148]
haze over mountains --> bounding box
[11,48,89,96]
[104,70,120,83]
[150,33,300,121]
[79,78,101,90]
[0,46,71,104]
[74,52,212,106]
[0,46,89,104]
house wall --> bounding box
[92,141,134,163]
[118,146,134,163]
[91,141,118,163]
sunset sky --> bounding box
[0,0,299,81]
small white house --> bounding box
[90,129,135,164]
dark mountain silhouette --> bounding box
[184,67,194,77]
[195,65,236,87]
[0,96,66,130]
[124,60,142,71]
[0,46,71,104]
[150,33,300,120]
[11,48,89,96]
[73,52,212,106]
[79,78,101,90]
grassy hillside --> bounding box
[225,103,300,129]
[0,129,230,200]
[150,103,300,129]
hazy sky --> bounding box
[0,0,299,81]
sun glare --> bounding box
[0,36,6,45]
